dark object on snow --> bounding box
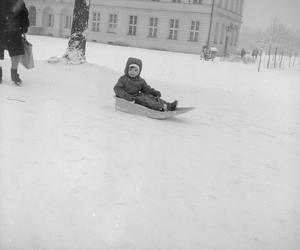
[201,46,218,61]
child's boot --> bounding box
[11,68,22,85]
[0,67,2,84]
[167,100,178,111]
[162,103,168,111]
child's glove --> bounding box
[126,94,136,102]
[153,90,161,98]
[20,26,28,33]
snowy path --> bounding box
[0,36,299,250]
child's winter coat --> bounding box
[114,57,166,111]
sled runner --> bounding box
[115,97,195,119]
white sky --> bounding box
[242,0,300,30]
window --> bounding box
[172,0,181,3]
[189,21,199,42]
[148,17,158,38]
[193,0,202,4]
[214,22,219,44]
[128,15,137,36]
[92,12,100,32]
[168,19,179,40]
[64,15,72,29]
[108,14,117,32]
[28,6,36,26]
[47,14,54,27]
[220,24,225,44]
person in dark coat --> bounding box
[252,47,259,62]
[241,48,246,59]
[114,57,178,111]
[0,0,29,85]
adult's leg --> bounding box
[11,55,21,69]
[7,32,24,85]
[0,49,4,83]
[11,55,22,84]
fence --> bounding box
[219,49,298,72]
[257,50,298,72]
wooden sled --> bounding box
[115,97,195,120]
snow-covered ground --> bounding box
[0,35,299,250]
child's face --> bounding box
[128,66,139,78]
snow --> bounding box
[0,35,300,250]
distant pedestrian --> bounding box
[252,47,259,62]
[0,0,29,85]
[241,48,246,59]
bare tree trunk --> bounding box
[258,50,262,72]
[279,51,284,68]
[266,18,276,69]
[267,46,271,68]
[64,0,90,64]
[274,47,278,68]
[292,53,297,67]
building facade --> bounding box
[25,0,244,55]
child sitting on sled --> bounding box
[114,57,178,111]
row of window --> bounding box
[28,6,238,46]
[151,0,203,3]
[28,6,72,28]
[36,9,202,42]
[170,0,203,3]
[91,13,201,41]
[151,0,243,14]
[218,0,242,14]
